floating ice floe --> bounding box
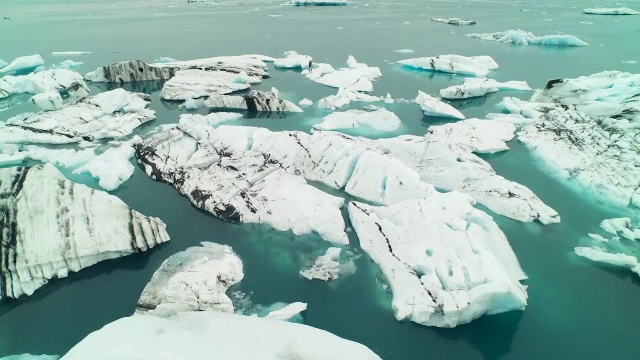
[52,51,91,56]
[574,218,640,277]
[136,242,243,314]
[317,87,382,110]
[467,29,589,46]
[394,49,415,54]
[300,247,343,281]
[0,55,45,75]
[298,98,313,106]
[415,91,465,119]
[1,355,59,360]
[440,78,531,99]
[313,107,401,133]
[287,0,348,6]
[508,71,640,208]
[348,194,528,328]
[431,17,476,25]
[201,90,302,112]
[274,51,313,69]
[583,7,639,15]
[398,55,498,77]
[160,69,258,101]
[61,311,381,360]
[0,164,170,299]
[263,302,308,321]
[85,55,269,83]
[0,88,155,144]
[0,69,86,99]
[303,56,381,92]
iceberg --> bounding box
[53,60,83,70]
[298,98,313,106]
[398,55,498,77]
[0,355,59,360]
[440,78,531,99]
[178,112,243,127]
[583,7,639,15]
[486,113,535,126]
[575,247,640,276]
[51,51,91,56]
[394,49,415,54]
[136,242,243,314]
[61,311,381,360]
[86,55,269,83]
[511,71,640,208]
[273,51,313,69]
[312,107,401,133]
[30,92,63,111]
[300,247,343,281]
[348,194,528,328]
[467,29,589,46]
[0,89,155,145]
[263,302,308,321]
[0,55,45,75]
[203,90,303,112]
[287,0,348,6]
[159,69,256,101]
[0,69,87,99]
[414,91,465,119]
[317,87,382,110]
[0,164,170,299]
[303,56,381,92]
[431,17,476,25]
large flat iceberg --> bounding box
[313,107,401,133]
[440,78,531,99]
[348,194,528,327]
[398,55,498,77]
[0,164,170,299]
[303,56,381,92]
[583,7,639,15]
[431,17,476,25]
[159,69,257,101]
[467,30,589,46]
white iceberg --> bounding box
[51,51,91,56]
[0,55,45,75]
[1,355,59,360]
[72,137,141,191]
[263,302,308,321]
[30,92,63,111]
[178,112,243,127]
[431,17,476,25]
[394,49,415,54]
[274,51,313,69]
[313,107,401,133]
[203,90,303,112]
[303,56,381,92]
[317,87,382,110]
[348,194,528,328]
[486,113,535,126]
[288,0,348,6]
[0,69,87,99]
[583,7,639,15]
[575,247,640,276]
[160,69,256,101]
[137,242,243,314]
[398,55,498,77]
[414,91,465,119]
[298,98,313,106]
[0,164,170,299]
[300,247,343,281]
[61,311,381,360]
[467,29,589,46]
[440,78,531,99]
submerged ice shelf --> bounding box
[0,164,169,299]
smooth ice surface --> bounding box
[160,69,254,100]
[467,30,589,47]
[348,195,528,328]
[440,78,531,99]
[398,55,498,77]
[414,91,465,119]
[300,247,342,281]
[136,242,243,314]
[0,69,86,99]
[0,55,45,75]
[583,7,639,15]
[303,56,381,92]
[51,51,91,56]
[264,302,308,321]
[61,311,381,360]
[313,108,401,133]
[0,164,170,299]
[431,17,476,25]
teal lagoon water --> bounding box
[1,0,639,358]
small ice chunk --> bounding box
[300,247,342,281]
[51,51,91,56]
[298,98,313,106]
[431,17,476,25]
[583,7,639,15]
[394,49,415,54]
[30,92,63,111]
[440,78,531,99]
[313,108,401,133]
[467,29,589,46]
[414,91,465,119]
[0,54,45,75]
[600,218,632,235]
[274,51,313,69]
[264,302,308,321]
[232,71,250,84]
[317,87,382,110]
[288,0,348,6]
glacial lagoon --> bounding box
[0,0,639,358]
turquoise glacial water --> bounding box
[1,0,639,358]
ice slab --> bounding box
[52,51,91,56]
[313,107,401,133]
[440,78,531,99]
[348,194,528,328]
[431,17,476,25]
[317,87,382,110]
[303,56,381,92]
[274,51,313,69]
[287,0,348,6]
[415,91,465,119]
[0,55,45,75]
[583,7,639,15]
[61,311,381,360]
[398,55,498,77]
[264,302,308,321]
[467,29,589,46]
[0,69,87,99]
[300,247,342,281]
[0,164,170,299]
[160,69,255,100]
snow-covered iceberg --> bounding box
[348,194,528,328]
[273,51,313,69]
[287,0,348,6]
[0,164,170,299]
[313,107,401,133]
[61,311,381,360]
[159,69,257,101]
[300,247,343,281]
[415,91,465,119]
[467,30,589,46]
[317,87,383,110]
[0,55,45,75]
[202,90,302,112]
[0,69,87,99]
[303,56,381,92]
[137,242,243,314]
[509,71,640,208]
[398,55,498,77]
[0,88,155,144]
[431,17,476,25]
[440,78,531,99]
[583,7,639,15]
